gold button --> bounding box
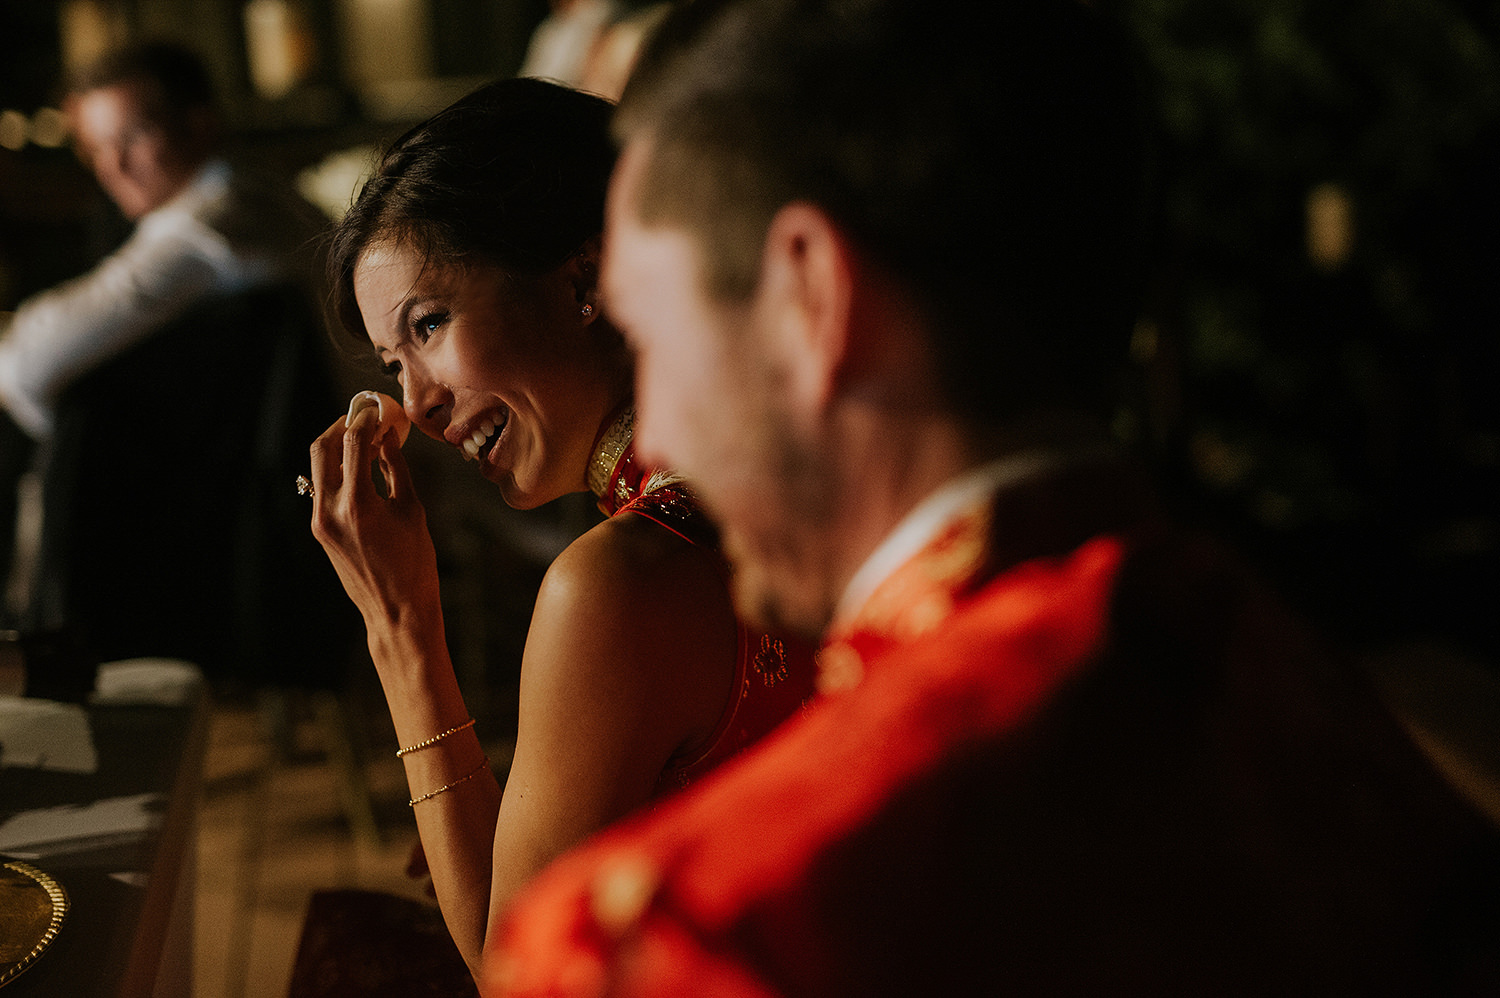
[588,852,660,937]
[815,644,864,695]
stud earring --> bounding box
[580,303,594,318]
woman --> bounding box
[305,78,814,979]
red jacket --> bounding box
[487,461,1500,996]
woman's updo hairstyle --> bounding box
[329,77,618,340]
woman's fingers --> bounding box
[347,390,412,446]
[376,429,418,503]
[340,404,385,502]
[308,401,413,510]
[305,399,437,627]
[308,415,349,507]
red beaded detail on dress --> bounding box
[590,405,714,547]
[584,405,816,796]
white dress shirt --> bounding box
[0,159,318,439]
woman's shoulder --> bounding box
[523,501,738,757]
[540,509,725,625]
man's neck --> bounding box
[812,404,983,625]
[820,406,1117,630]
[137,154,216,219]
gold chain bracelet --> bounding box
[408,757,490,807]
[396,718,476,757]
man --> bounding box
[0,40,329,635]
[0,40,322,442]
[485,1,1500,993]
[0,41,344,680]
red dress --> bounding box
[485,457,1500,996]
[587,406,816,796]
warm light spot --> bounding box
[59,0,128,74]
[29,108,69,148]
[0,110,27,151]
[1306,182,1355,271]
[245,0,316,100]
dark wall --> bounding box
[1102,0,1500,662]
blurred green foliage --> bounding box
[1102,0,1500,655]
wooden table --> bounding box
[0,668,207,996]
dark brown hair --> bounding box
[616,0,1150,424]
[67,40,218,138]
[328,77,618,341]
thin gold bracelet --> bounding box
[408,756,489,807]
[396,718,476,758]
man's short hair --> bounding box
[66,40,219,136]
[615,0,1149,425]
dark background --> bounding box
[1100,0,1500,668]
[2,0,1497,676]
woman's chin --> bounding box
[487,467,552,511]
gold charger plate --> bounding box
[0,860,68,988]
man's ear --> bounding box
[758,202,855,413]
[181,104,221,159]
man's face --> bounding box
[603,141,833,637]
[67,81,198,220]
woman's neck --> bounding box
[587,403,637,514]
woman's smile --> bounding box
[456,407,508,462]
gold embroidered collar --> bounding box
[587,404,635,500]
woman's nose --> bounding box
[402,374,451,433]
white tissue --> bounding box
[346,390,411,445]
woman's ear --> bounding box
[570,234,605,319]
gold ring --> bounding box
[295,475,314,498]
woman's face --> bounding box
[353,239,621,509]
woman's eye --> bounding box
[380,359,401,377]
[412,312,447,341]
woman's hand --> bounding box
[310,397,492,969]
[308,395,442,642]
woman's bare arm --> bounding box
[311,405,737,978]
[310,407,502,975]
[484,513,737,918]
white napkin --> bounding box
[91,658,203,706]
[0,792,163,858]
[0,696,97,773]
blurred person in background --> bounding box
[0,39,325,617]
[0,39,341,693]
[576,1,674,100]
[0,39,322,444]
[519,0,672,102]
[518,0,620,87]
